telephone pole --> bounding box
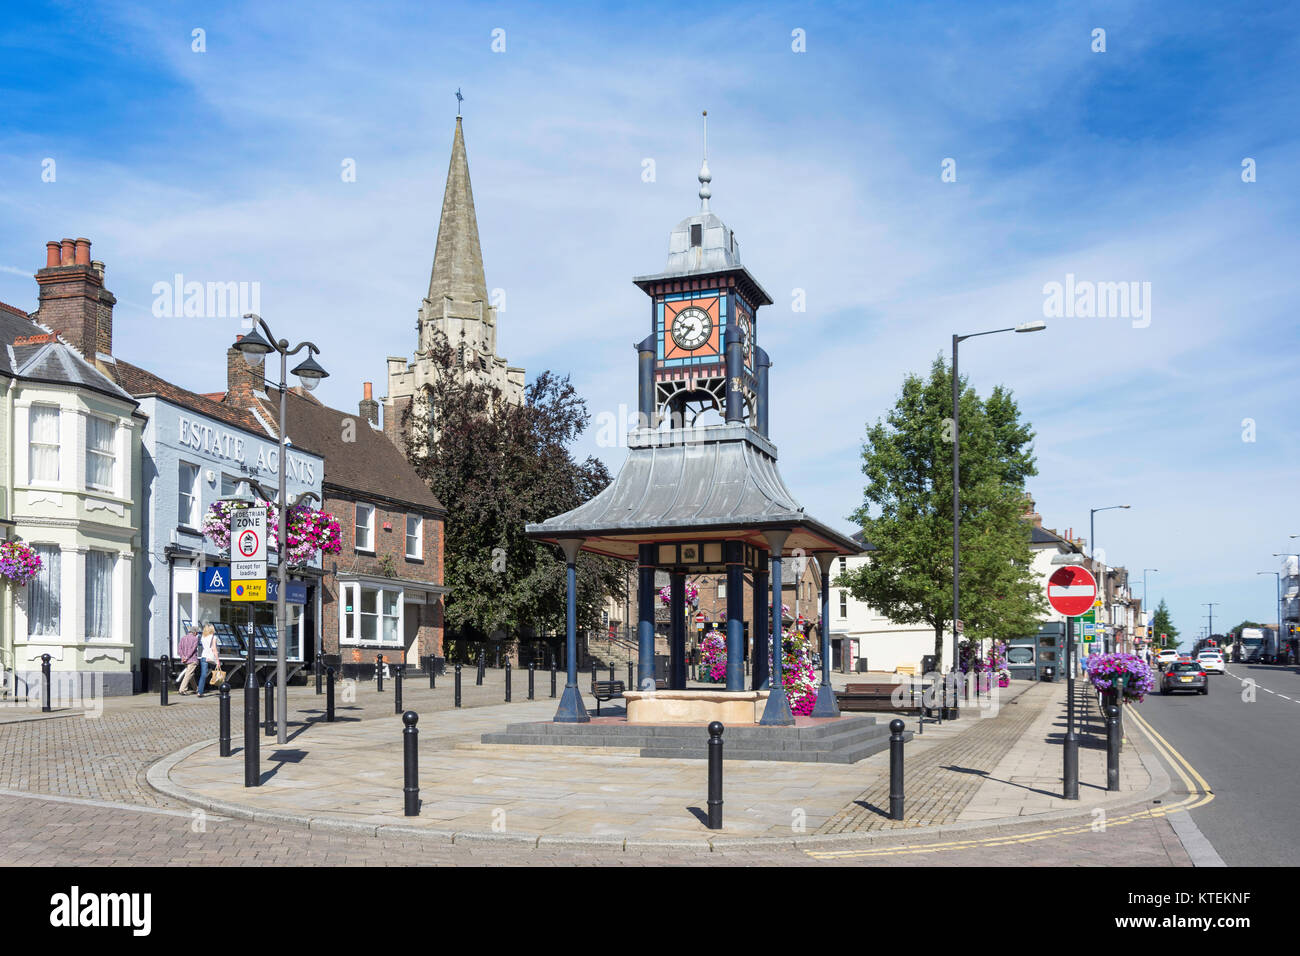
[1204,602,1218,642]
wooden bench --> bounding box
[835,681,927,713]
[590,679,625,715]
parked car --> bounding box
[1196,650,1225,674]
[1161,659,1208,695]
[1156,648,1180,670]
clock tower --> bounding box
[632,113,773,434]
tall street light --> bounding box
[1089,504,1130,652]
[1258,570,1281,659]
[952,320,1045,694]
[1141,568,1158,649]
[233,315,328,745]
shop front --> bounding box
[131,382,324,689]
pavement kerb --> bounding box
[145,717,1176,851]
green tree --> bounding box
[402,339,624,654]
[1150,599,1180,649]
[836,356,1046,668]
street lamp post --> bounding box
[233,316,328,745]
[1141,568,1157,652]
[951,320,1045,695]
[1089,505,1130,652]
[1257,571,1281,659]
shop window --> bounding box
[29,405,60,483]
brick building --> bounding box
[222,366,448,675]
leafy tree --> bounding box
[401,338,624,656]
[1149,599,1180,649]
[835,357,1046,668]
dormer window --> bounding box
[690,224,702,248]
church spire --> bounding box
[427,114,489,308]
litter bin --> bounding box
[856,659,870,673]
[921,655,937,676]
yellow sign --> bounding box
[231,579,266,602]
[1094,598,1103,607]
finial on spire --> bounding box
[698,109,712,211]
[455,88,464,116]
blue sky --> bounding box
[2,1,1297,644]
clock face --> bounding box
[671,307,712,351]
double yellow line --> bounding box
[806,708,1212,861]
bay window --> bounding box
[29,405,60,483]
[340,582,403,645]
[27,545,61,636]
[85,415,117,491]
[85,550,115,640]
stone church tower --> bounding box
[385,115,525,444]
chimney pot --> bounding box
[74,238,91,265]
[363,381,373,401]
[45,242,60,268]
[91,260,105,278]
[61,239,75,265]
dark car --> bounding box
[1160,659,1208,696]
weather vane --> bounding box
[455,88,464,115]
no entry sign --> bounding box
[1047,565,1098,618]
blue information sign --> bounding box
[200,566,231,595]
[267,578,308,605]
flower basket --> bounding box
[1085,653,1154,702]
[699,628,727,684]
[202,499,342,566]
[0,540,42,586]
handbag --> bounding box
[209,667,226,687]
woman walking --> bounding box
[196,623,219,698]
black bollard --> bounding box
[528,662,535,700]
[41,653,52,712]
[315,657,322,696]
[495,646,501,669]
[1106,704,1121,792]
[476,652,484,686]
[376,654,384,692]
[505,661,512,702]
[550,659,557,698]
[591,661,597,685]
[160,655,170,706]
[394,664,404,714]
[609,663,615,682]
[889,718,906,820]
[627,661,634,690]
[428,656,436,690]
[219,683,231,756]
[455,662,462,708]
[264,673,275,736]
[402,710,419,817]
[326,666,335,722]
[706,721,724,830]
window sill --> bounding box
[405,555,424,564]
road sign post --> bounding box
[1048,565,1098,802]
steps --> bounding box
[480,715,909,764]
